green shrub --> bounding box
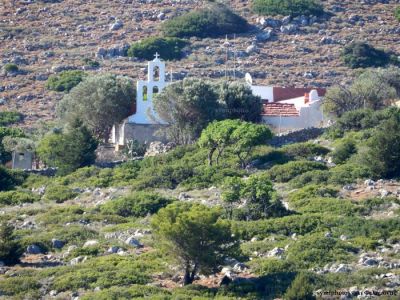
[286,234,357,268]
[0,127,25,164]
[3,63,18,73]
[284,271,318,300]
[127,37,188,61]
[46,70,87,92]
[282,142,330,160]
[44,185,78,203]
[252,0,324,17]
[250,258,296,276]
[162,3,249,38]
[342,42,392,69]
[288,185,338,203]
[100,192,174,217]
[328,163,372,185]
[289,170,330,188]
[0,111,22,126]
[0,223,23,265]
[395,6,400,22]
[331,138,357,164]
[82,58,100,68]
[0,190,39,206]
[0,166,26,191]
[267,161,327,182]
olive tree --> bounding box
[153,78,221,144]
[324,68,400,117]
[57,74,135,142]
[151,202,239,285]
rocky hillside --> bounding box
[1,0,400,128]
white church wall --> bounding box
[262,100,324,131]
[250,85,274,102]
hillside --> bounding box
[1,0,400,128]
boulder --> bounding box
[280,24,298,34]
[125,236,143,248]
[26,244,44,254]
[256,29,272,42]
[109,20,123,31]
[267,247,285,258]
[107,246,120,254]
[70,256,87,265]
[51,239,65,249]
[83,240,99,248]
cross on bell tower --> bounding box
[154,52,160,60]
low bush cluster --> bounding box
[162,3,249,38]
[0,190,39,206]
[44,185,78,203]
[342,42,394,69]
[101,192,174,217]
[252,0,324,17]
[267,160,327,182]
[127,37,188,61]
[46,70,87,92]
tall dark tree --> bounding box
[218,82,262,122]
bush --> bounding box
[0,223,23,265]
[331,139,357,164]
[250,258,296,276]
[100,192,174,217]
[289,170,330,188]
[44,185,78,203]
[267,161,327,182]
[328,163,372,185]
[282,142,330,160]
[46,70,87,92]
[284,272,318,300]
[0,111,22,126]
[162,3,249,38]
[82,58,100,68]
[342,42,391,69]
[0,127,25,163]
[0,166,26,191]
[286,234,357,268]
[0,190,39,206]
[395,7,400,22]
[3,63,18,73]
[252,0,324,17]
[127,37,188,61]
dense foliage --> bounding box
[0,111,22,126]
[162,3,249,38]
[151,202,239,285]
[57,74,135,141]
[127,37,188,61]
[0,223,23,265]
[395,6,400,22]
[252,0,324,17]
[46,70,87,92]
[37,119,98,175]
[324,67,400,117]
[342,42,393,69]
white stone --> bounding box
[83,240,99,248]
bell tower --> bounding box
[128,53,168,124]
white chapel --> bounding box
[112,53,169,146]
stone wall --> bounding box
[122,123,169,144]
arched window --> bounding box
[153,86,159,94]
[153,66,160,81]
[143,86,148,101]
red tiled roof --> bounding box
[262,103,299,117]
[273,87,326,102]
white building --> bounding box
[112,53,169,147]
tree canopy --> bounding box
[37,119,98,175]
[218,82,262,123]
[252,0,324,17]
[153,78,221,144]
[57,74,135,142]
[151,202,239,285]
[324,67,400,117]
